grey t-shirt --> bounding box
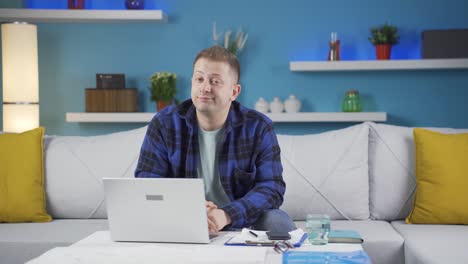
[197,127,231,207]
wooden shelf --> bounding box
[66,112,387,123]
[0,8,167,23]
[290,59,468,72]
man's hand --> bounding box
[206,201,217,211]
[206,201,218,234]
[207,208,232,234]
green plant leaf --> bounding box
[149,72,177,103]
[368,23,399,46]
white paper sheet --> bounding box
[226,228,305,245]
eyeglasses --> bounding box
[244,240,294,253]
[273,240,294,254]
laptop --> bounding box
[103,178,211,244]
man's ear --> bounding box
[231,84,241,101]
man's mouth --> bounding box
[198,96,213,101]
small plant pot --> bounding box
[125,0,144,9]
[157,100,172,111]
[376,44,392,60]
[68,0,84,9]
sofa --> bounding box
[1,122,467,264]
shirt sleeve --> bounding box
[221,126,285,228]
[134,116,170,178]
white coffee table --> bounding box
[26,231,365,264]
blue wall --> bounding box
[1,0,467,135]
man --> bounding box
[135,45,295,234]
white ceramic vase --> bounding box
[270,97,284,113]
[254,97,270,113]
[284,94,301,113]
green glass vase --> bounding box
[342,90,362,112]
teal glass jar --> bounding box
[342,90,362,112]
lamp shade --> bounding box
[3,104,39,133]
[1,22,39,133]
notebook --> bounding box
[329,230,364,244]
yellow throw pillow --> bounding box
[406,128,468,224]
[0,127,52,222]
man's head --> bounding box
[191,46,241,117]
[193,45,240,83]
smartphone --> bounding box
[266,231,291,240]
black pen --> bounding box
[249,230,259,237]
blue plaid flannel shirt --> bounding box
[135,99,285,228]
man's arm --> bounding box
[135,117,170,178]
[221,126,285,228]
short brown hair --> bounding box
[193,45,240,83]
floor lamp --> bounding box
[1,22,39,133]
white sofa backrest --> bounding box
[42,121,467,221]
[278,122,370,221]
[368,122,468,221]
[43,126,147,219]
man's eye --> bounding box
[196,77,204,82]
[211,79,221,85]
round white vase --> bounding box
[270,97,284,113]
[254,97,270,113]
[284,94,301,113]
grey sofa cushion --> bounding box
[43,126,146,219]
[295,220,404,264]
[392,221,468,264]
[279,123,370,220]
[0,219,108,264]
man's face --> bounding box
[191,58,240,115]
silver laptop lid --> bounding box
[103,178,210,244]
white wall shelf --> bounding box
[66,113,155,123]
[0,8,167,23]
[66,112,387,123]
[290,59,468,72]
[266,112,386,122]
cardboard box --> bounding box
[85,88,138,112]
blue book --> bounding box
[328,230,364,244]
[283,250,371,264]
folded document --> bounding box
[225,228,307,247]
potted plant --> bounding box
[368,23,399,60]
[149,72,177,111]
[212,22,248,56]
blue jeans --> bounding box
[251,209,296,232]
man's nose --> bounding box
[200,82,212,93]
